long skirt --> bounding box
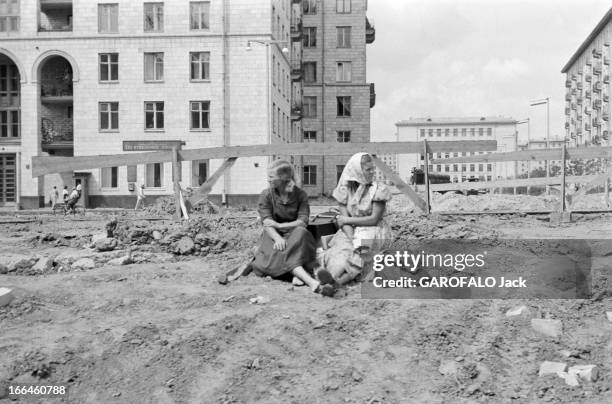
[252,226,317,278]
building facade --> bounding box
[562,7,612,148]
[294,0,375,196]
[516,138,565,176]
[0,0,297,208]
[395,117,518,184]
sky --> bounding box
[366,0,612,144]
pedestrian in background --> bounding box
[62,186,69,202]
[51,186,59,209]
[135,181,146,210]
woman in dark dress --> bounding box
[252,160,334,297]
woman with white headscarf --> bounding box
[317,153,393,287]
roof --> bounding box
[396,116,517,127]
[561,6,612,73]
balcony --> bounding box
[366,17,375,44]
[604,130,609,140]
[594,66,602,75]
[565,93,572,101]
[41,118,73,151]
[290,103,302,121]
[593,49,602,58]
[565,80,572,87]
[604,75,610,84]
[594,99,602,109]
[38,0,73,32]
[605,56,610,66]
[586,74,592,82]
[291,63,302,81]
[603,113,609,121]
[290,18,302,41]
[369,83,376,108]
[585,90,591,99]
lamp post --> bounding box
[246,40,289,165]
[530,98,550,178]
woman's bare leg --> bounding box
[291,266,319,291]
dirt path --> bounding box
[0,213,611,403]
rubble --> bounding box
[531,318,563,338]
[94,237,118,252]
[31,256,55,273]
[538,361,567,376]
[568,365,598,382]
[505,305,530,317]
[72,258,96,270]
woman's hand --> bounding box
[273,237,287,251]
[336,215,351,227]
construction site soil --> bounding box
[0,199,611,403]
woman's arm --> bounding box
[337,201,386,228]
[338,204,355,239]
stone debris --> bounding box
[531,318,563,338]
[538,361,567,376]
[505,305,529,317]
[72,258,96,270]
[94,237,118,252]
[606,312,612,322]
[31,256,55,273]
[0,287,14,307]
[108,256,132,266]
[568,365,598,382]
[249,296,270,305]
[557,371,580,386]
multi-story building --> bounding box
[374,153,397,183]
[294,0,375,196]
[516,138,566,176]
[0,0,296,209]
[562,7,612,148]
[395,117,518,184]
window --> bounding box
[453,128,458,137]
[98,4,118,33]
[337,130,350,142]
[453,152,458,157]
[99,102,119,131]
[190,1,210,30]
[146,163,163,187]
[478,128,483,137]
[428,129,433,137]
[336,165,345,182]
[337,27,351,48]
[461,128,466,137]
[470,128,475,137]
[336,61,352,82]
[487,164,492,171]
[461,164,466,172]
[303,0,316,15]
[144,102,164,129]
[453,164,458,172]
[336,0,351,13]
[436,129,441,137]
[144,52,164,81]
[0,110,18,138]
[190,52,210,80]
[303,96,316,118]
[303,165,316,185]
[337,96,351,117]
[303,130,316,142]
[304,62,316,83]
[420,129,425,137]
[0,0,19,33]
[478,164,483,172]
[99,53,118,82]
[487,128,492,136]
[436,165,441,172]
[144,2,163,32]
[101,167,118,188]
[190,101,210,129]
[303,27,316,47]
[445,165,450,172]
[469,164,475,171]
[487,175,492,181]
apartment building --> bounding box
[395,117,518,184]
[293,0,375,196]
[562,7,612,148]
[373,153,397,183]
[516,138,565,176]
[0,0,294,208]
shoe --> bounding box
[317,269,338,287]
[292,276,305,286]
[316,284,335,297]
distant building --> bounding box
[374,154,398,183]
[395,117,518,183]
[516,138,566,176]
[561,6,612,148]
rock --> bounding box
[7,256,37,272]
[606,312,612,322]
[0,288,14,307]
[568,365,598,382]
[95,237,118,252]
[152,231,163,240]
[557,371,580,386]
[0,264,7,274]
[438,359,459,376]
[531,318,562,338]
[195,233,209,245]
[249,296,270,305]
[108,256,132,266]
[538,361,567,376]
[174,237,195,255]
[505,305,529,317]
[32,256,54,273]
[72,258,96,270]
[351,370,363,382]
[91,233,107,245]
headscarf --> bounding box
[332,152,372,205]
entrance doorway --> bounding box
[0,154,16,205]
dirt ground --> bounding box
[0,205,611,403]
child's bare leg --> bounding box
[291,266,320,291]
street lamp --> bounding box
[530,97,550,178]
[246,40,289,55]
[516,118,530,182]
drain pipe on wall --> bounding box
[221,0,230,206]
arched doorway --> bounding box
[0,53,20,205]
[38,55,73,156]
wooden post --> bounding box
[605,177,610,207]
[371,155,428,213]
[561,144,567,212]
[172,147,182,220]
[423,140,431,213]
